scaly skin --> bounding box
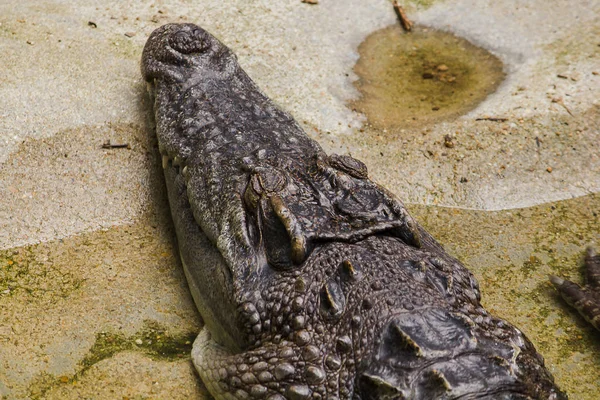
[550,248,600,331]
[142,23,566,399]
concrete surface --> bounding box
[0,0,598,399]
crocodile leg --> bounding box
[550,247,600,331]
[192,328,323,400]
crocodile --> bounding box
[141,23,569,399]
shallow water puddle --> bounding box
[351,25,505,128]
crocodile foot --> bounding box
[550,247,600,331]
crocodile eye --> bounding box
[169,27,207,54]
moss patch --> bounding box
[80,320,196,371]
[0,247,83,301]
[28,320,197,399]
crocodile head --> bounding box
[142,23,566,399]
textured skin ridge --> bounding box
[142,23,567,399]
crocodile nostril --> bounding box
[169,28,207,54]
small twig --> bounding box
[393,1,413,32]
[551,97,573,116]
[102,140,131,149]
[475,117,509,122]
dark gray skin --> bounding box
[142,23,567,399]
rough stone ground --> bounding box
[0,0,598,399]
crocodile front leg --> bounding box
[193,328,325,400]
[550,247,600,331]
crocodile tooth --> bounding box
[429,257,448,271]
[290,235,307,265]
[416,369,452,397]
[173,155,181,166]
[387,321,422,357]
[403,214,422,248]
[270,194,308,265]
[182,165,189,179]
[358,373,405,400]
[340,259,362,281]
[319,279,345,320]
[162,155,169,169]
[390,202,421,248]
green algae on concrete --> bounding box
[0,212,202,399]
[0,248,83,300]
[81,320,196,369]
[30,352,207,400]
[351,25,505,129]
[409,193,600,399]
[28,321,197,398]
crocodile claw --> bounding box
[550,247,600,331]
